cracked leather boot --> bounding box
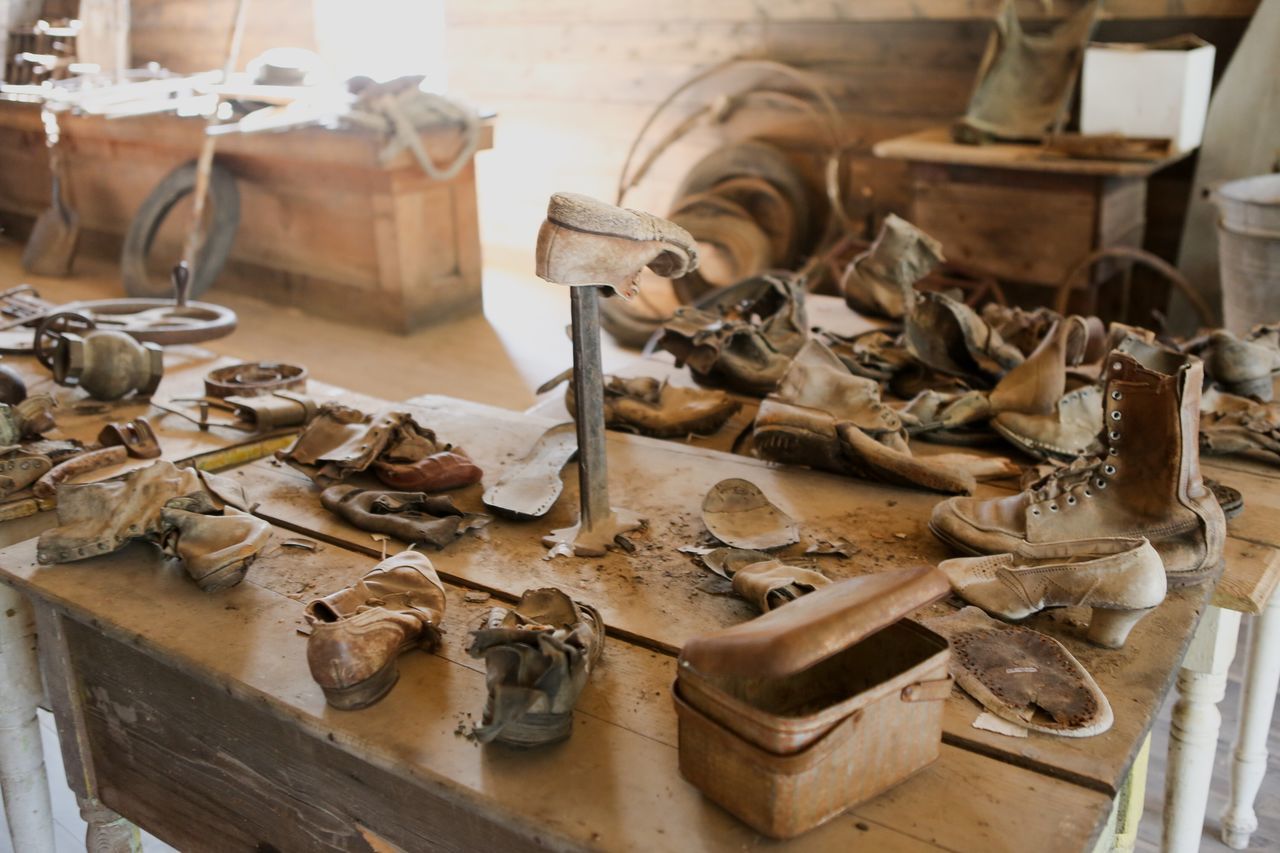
[536,192,697,298]
[305,550,447,710]
[932,340,1225,585]
[939,537,1166,648]
[160,506,272,592]
[904,290,1024,385]
[841,214,943,320]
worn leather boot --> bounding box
[160,506,272,593]
[939,537,1166,648]
[992,385,1105,461]
[305,550,447,710]
[841,214,943,319]
[536,192,697,298]
[1200,387,1280,461]
[932,341,1225,585]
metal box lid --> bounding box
[679,565,949,679]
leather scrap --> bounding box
[320,484,490,549]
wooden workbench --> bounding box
[0,311,1275,851]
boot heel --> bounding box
[1087,607,1155,649]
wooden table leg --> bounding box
[1221,589,1280,848]
[32,604,142,853]
[1162,604,1242,853]
[0,581,55,853]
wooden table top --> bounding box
[873,126,1190,177]
[3,301,1277,849]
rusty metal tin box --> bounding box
[673,566,952,839]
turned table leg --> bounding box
[1221,589,1280,849]
[0,581,55,853]
[1162,605,1242,853]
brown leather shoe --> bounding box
[932,340,1225,585]
[939,537,1165,648]
[160,506,272,593]
[305,550,447,710]
[536,192,697,298]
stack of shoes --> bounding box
[36,459,271,592]
[754,340,1019,494]
[932,338,1225,588]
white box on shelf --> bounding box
[1081,35,1216,153]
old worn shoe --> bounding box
[160,506,272,592]
[467,588,604,747]
[992,385,1105,461]
[933,341,1225,585]
[939,537,1166,648]
[1202,328,1280,401]
[536,192,697,298]
[305,550,447,710]
[841,214,943,319]
[559,373,741,438]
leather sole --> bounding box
[319,659,401,711]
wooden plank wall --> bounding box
[125,0,1258,262]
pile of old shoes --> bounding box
[305,549,447,709]
[281,404,483,491]
[841,214,944,320]
[467,588,604,747]
[659,273,809,396]
[546,371,741,438]
[939,537,1166,648]
[932,339,1225,588]
[36,459,271,592]
[754,340,1018,494]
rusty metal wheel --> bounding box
[34,311,95,370]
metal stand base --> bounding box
[544,508,644,558]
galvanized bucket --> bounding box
[1214,174,1280,334]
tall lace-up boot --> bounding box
[931,340,1224,586]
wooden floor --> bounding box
[0,240,1276,851]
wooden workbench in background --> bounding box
[0,102,492,333]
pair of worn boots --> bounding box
[36,460,271,592]
[933,341,1225,647]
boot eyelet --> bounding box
[1084,489,1093,497]
[1112,361,1123,371]
[1111,411,1122,421]
[1049,503,1059,512]
[1104,464,1116,475]
[1066,495,1076,505]
[1096,478,1108,489]
[1109,447,1118,456]
[1031,508,1041,516]
[1109,430,1120,441]
[1111,391,1122,400]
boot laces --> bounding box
[1030,383,1123,510]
